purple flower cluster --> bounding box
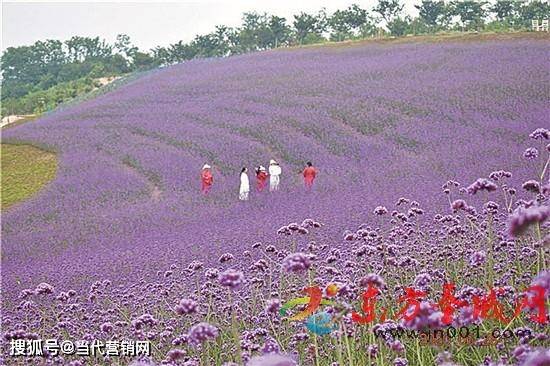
[187,322,219,346]
[281,252,311,274]
[218,269,245,289]
[507,205,550,237]
[467,178,497,195]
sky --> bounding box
[2,1,420,52]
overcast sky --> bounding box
[2,1,419,52]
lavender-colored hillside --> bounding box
[2,37,549,365]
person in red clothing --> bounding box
[256,166,268,192]
[303,161,317,190]
[201,164,213,195]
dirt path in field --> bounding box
[119,158,163,203]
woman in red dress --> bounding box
[256,166,268,192]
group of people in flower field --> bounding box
[200,160,317,200]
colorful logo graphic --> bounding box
[280,282,547,336]
[279,284,340,336]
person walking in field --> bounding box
[256,166,268,192]
[239,167,250,201]
[303,161,317,190]
[201,164,213,195]
[269,159,281,192]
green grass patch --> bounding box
[1,144,57,210]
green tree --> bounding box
[267,15,291,48]
[387,16,411,36]
[293,11,326,45]
[328,4,369,41]
[450,1,489,31]
[168,41,197,63]
[151,46,172,66]
[373,0,404,24]
[491,0,516,20]
[132,52,155,69]
[115,34,138,61]
[329,10,353,41]
[415,0,447,30]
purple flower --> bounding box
[467,178,497,195]
[100,322,113,333]
[261,337,280,354]
[265,299,280,314]
[529,128,549,140]
[219,253,234,263]
[218,269,245,289]
[129,360,156,366]
[402,301,443,331]
[166,349,187,362]
[520,348,550,366]
[35,283,54,295]
[451,199,467,211]
[522,180,541,193]
[281,252,311,273]
[507,205,550,237]
[523,147,539,159]
[187,322,218,346]
[489,170,512,181]
[469,251,486,267]
[174,298,198,315]
[414,273,432,289]
[374,206,388,215]
[247,354,297,366]
[394,357,408,366]
[359,273,386,288]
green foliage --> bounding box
[388,16,412,36]
[450,1,489,31]
[1,77,99,117]
[373,0,405,23]
[328,4,371,42]
[415,0,447,29]
[293,11,326,45]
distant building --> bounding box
[532,19,549,32]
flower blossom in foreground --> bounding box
[522,180,541,193]
[507,205,550,237]
[174,298,198,315]
[523,147,539,160]
[467,178,497,195]
[529,128,549,140]
[187,322,219,346]
[469,251,486,267]
[246,353,297,366]
[218,269,245,289]
[281,252,311,273]
[520,348,550,366]
[35,283,54,295]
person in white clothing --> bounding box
[239,167,250,201]
[268,159,282,192]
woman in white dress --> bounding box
[268,159,282,192]
[239,167,250,201]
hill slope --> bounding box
[2,34,549,305]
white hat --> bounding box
[202,164,211,170]
[270,159,277,165]
[259,165,266,171]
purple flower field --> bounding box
[2,36,549,365]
